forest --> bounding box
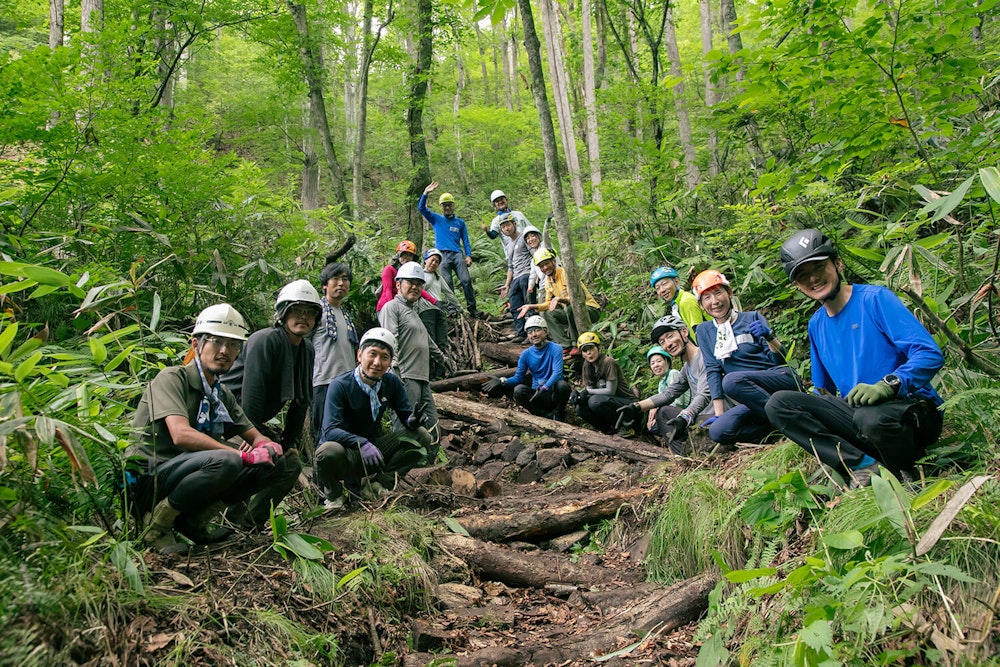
[1,0,999,663]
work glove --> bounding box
[577,388,589,405]
[846,381,895,407]
[359,441,384,468]
[616,403,643,423]
[406,403,426,431]
[748,319,774,340]
[701,416,719,428]
[530,386,548,403]
[255,440,282,458]
[664,415,690,440]
[442,356,458,377]
[482,378,503,393]
[241,447,274,467]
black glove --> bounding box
[577,388,589,405]
[442,356,458,377]
[616,402,642,423]
[569,390,581,406]
[530,386,548,403]
[406,403,426,431]
[665,416,690,439]
[482,378,503,393]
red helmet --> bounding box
[396,240,417,256]
[692,270,730,301]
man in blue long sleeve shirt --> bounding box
[765,229,945,488]
[419,182,478,317]
[481,316,571,420]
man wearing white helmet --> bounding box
[128,304,298,552]
[379,262,456,460]
[481,315,571,420]
[315,328,432,507]
[498,215,535,344]
[484,189,529,250]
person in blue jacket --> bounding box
[693,269,801,450]
[766,229,945,488]
[314,328,432,508]
[419,181,477,317]
[481,315,571,420]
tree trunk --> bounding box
[81,0,102,33]
[540,0,585,209]
[581,0,602,205]
[664,6,701,190]
[428,368,514,393]
[49,0,64,49]
[595,0,607,86]
[499,18,514,111]
[287,1,349,213]
[301,101,320,210]
[700,0,719,177]
[352,0,393,218]
[404,0,433,245]
[720,0,744,82]
[472,22,491,105]
[452,29,471,190]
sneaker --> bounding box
[848,462,880,490]
[512,335,526,344]
[323,497,345,511]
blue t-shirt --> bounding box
[418,194,472,256]
[808,284,943,405]
[697,311,784,400]
[506,341,564,390]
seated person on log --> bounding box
[482,315,571,421]
[315,328,432,509]
[649,266,706,334]
[692,269,801,451]
[378,261,456,462]
[571,332,637,433]
[517,248,601,352]
[376,240,438,313]
[645,345,690,435]
[765,229,945,489]
[128,304,295,552]
[616,316,715,456]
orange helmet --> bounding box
[396,240,417,256]
[692,270,730,301]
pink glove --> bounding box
[256,440,283,458]
[241,447,274,467]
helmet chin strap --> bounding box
[360,366,381,383]
[818,271,844,304]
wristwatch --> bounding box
[881,373,901,395]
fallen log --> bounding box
[437,533,635,589]
[429,367,515,393]
[435,393,673,464]
[455,487,649,542]
[477,341,525,366]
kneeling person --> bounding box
[315,328,432,506]
[573,332,635,433]
[482,315,571,420]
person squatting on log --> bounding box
[315,328,432,509]
[310,262,358,443]
[571,332,636,433]
[650,266,706,335]
[518,248,601,351]
[645,345,690,435]
[128,304,299,552]
[484,189,529,251]
[765,229,945,489]
[419,182,479,317]
[376,240,438,313]
[616,316,716,455]
[692,269,801,449]
[498,213,535,344]
[482,315,571,421]
[378,261,455,462]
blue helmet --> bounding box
[650,267,679,288]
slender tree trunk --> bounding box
[405,0,433,245]
[49,0,64,48]
[473,22,491,105]
[453,28,470,191]
[517,0,591,337]
[81,0,102,33]
[287,1,349,212]
[719,0,744,82]
[664,7,700,190]
[492,25,502,106]
[343,1,359,148]
[699,0,719,177]
[153,7,175,110]
[595,0,607,87]
[581,0,602,205]
[540,0,585,209]
[500,18,514,111]
[510,7,522,110]
[352,0,393,218]
[302,100,320,210]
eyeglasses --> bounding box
[203,336,243,352]
[287,305,319,319]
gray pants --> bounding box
[543,305,601,347]
[315,427,432,497]
[392,377,439,437]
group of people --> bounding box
[127,182,946,552]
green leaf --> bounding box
[822,530,865,550]
[928,176,974,223]
[843,245,884,262]
[911,479,952,510]
[0,321,17,358]
[20,265,73,287]
[979,167,1000,205]
[104,345,134,373]
[695,633,729,667]
[800,619,834,652]
[14,350,43,382]
[336,565,368,590]
[150,293,162,332]
[276,533,324,560]
[724,567,777,583]
[871,474,909,541]
[88,337,108,366]
[442,516,470,536]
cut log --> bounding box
[455,487,649,542]
[478,341,525,366]
[435,393,672,464]
[437,532,635,588]
[430,368,515,393]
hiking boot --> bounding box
[848,462,881,490]
[323,496,346,512]
[174,502,233,545]
[142,499,183,552]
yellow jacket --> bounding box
[538,267,600,310]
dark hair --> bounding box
[320,262,352,285]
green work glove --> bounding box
[845,381,895,407]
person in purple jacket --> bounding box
[693,269,801,450]
[481,315,571,420]
[766,229,944,488]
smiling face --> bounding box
[658,329,688,358]
[699,285,733,322]
[527,326,548,346]
[500,219,516,238]
[424,255,441,273]
[538,258,557,277]
[654,277,678,302]
[397,277,424,303]
[357,343,392,382]
[492,195,508,211]
[323,273,350,306]
[648,354,667,377]
[792,258,841,302]
[195,335,242,379]
[581,344,600,363]
[525,232,541,250]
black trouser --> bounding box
[576,394,633,433]
[513,380,571,418]
[314,427,432,497]
[765,391,943,474]
[654,405,691,455]
[417,305,451,379]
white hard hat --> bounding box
[490,189,506,203]
[396,261,426,283]
[275,279,322,325]
[524,315,547,331]
[522,225,541,237]
[359,327,397,357]
[193,304,250,340]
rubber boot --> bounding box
[142,498,182,552]
[174,501,233,544]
